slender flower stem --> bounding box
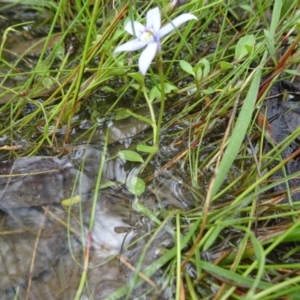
[143,86,158,144]
[140,85,158,172]
[155,53,165,146]
[141,54,165,172]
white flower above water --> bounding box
[114,7,197,75]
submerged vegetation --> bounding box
[1,0,300,299]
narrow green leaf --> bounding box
[202,89,215,95]
[285,69,300,76]
[203,225,222,251]
[263,29,276,63]
[211,54,266,200]
[132,198,161,225]
[125,109,154,126]
[234,226,265,299]
[270,0,282,36]
[201,261,272,289]
[99,181,118,189]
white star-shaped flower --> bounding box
[114,7,197,75]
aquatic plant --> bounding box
[2,1,300,299]
[113,7,197,196]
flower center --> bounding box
[140,30,155,42]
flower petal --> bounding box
[125,21,145,37]
[158,13,197,38]
[114,39,147,55]
[146,7,161,33]
[138,42,158,75]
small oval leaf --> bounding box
[136,144,158,154]
[219,61,233,71]
[118,150,144,163]
[61,195,81,206]
[179,60,195,76]
[127,176,145,196]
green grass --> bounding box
[1,0,300,299]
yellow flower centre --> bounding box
[140,30,154,42]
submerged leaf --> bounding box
[126,176,145,196]
[118,150,144,163]
[136,144,158,154]
[114,108,131,120]
[61,195,81,206]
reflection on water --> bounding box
[0,192,138,299]
[0,143,193,299]
[92,206,135,259]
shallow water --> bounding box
[0,143,195,299]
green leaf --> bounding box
[126,176,145,196]
[149,86,160,102]
[42,77,54,89]
[270,0,282,36]
[128,72,144,85]
[194,67,202,81]
[234,226,265,299]
[55,42,65,61]
[281,0,295,19]
[203,225,222,251]
[210,52,267,200]
[179,60,195,76]
[136,144,158,154]
[118,150,144,163]
[219,61,233,71]
[125,109,153,126]
[202,89,215,95]
[99,181,118,189]
[201,261,272,290]
[263,29,276,62]
[285,69,300,76]
[114,108,131,120]
[235,35,256,60]
[164,82,178,93]
[132,198,161,225]
[61,195,80,206]
[149,83,178,102]
[239,4,252,13]
[36,61,49,73]
[102,86,116,93]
